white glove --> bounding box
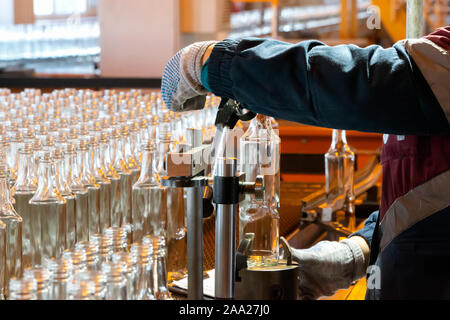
[286,239,367,300]
[161,41,217,112]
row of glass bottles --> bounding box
[0,87,221,298]
[8,228,170,300]
[0,87,283,296]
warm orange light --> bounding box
[231,0,279,5]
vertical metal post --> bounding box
[186,127,204,300]
[186,186,203,300]
[271,1,279,39]
[406,0,423,38]
[214,158,237,299]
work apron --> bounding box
[365,134,450,300]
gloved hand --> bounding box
[161,41,217,112]
[283,238,368,300]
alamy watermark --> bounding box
[366,5,381,30]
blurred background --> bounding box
[0,0,448,80]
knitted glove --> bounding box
[161,41,217,112]
[287,239,367,300]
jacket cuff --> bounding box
[207,39,241,100]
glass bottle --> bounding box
[62,249,88,275]
[102,261,128,300]
[54,147,76,249]
[12,143,37,271]
[74,271,107,300]
[265,117,281,210]
[46,257,72,300]
[77,139,101,237]
[143,236,171,300]
[111,251,138,300]
[0,164,23,297]
[65,143,89,242]
[23,266,50,300]
[124,122,141,185]
[90,233,113,265]
[130,242,154,300]
[155,129,187,281]
[104,226,129,253]
[110,127,132,229]
[239,115,280,267]
[29,152,67,265]
[132,142,167,243]
[96,133,114,232]
[74,241,100,271]
[8,277,37,300]
[324,129,355,214]
[68,278,95,300]
[7,130,24,186]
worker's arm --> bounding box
[204,37,449,135]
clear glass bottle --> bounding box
[143,236,171,300]
[124,122,141,186]
[68,278,95,300]
[74,241,100,272]
[324,129,355,214]
[11,143,37,270]
[23,266,50,300]
[110,127,132,229]
[111,251,138,300]
[29,152,67,265]
[74,271,107,300]
[78,139,101,238]
[265,117,281,210]
[8,277,37,300]
[90,233,113,265]
[132,141,167,243]
[0,164,23,296]
[88,135,112,233]
[7,130,24,186]
[130,242,154,300]
[102,261,128,300]
[46,257,72,300]
[62,249,88,275]
[54,147,76,249]
[239,115,279,267]
[95,133,114,232]
[104,226,129,253]
[65,143,89,242]
[155,129,187,281]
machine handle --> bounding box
[214,98,256,129]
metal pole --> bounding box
[186,186,203,300]
[406,0,423,39]
[214,158,237,299]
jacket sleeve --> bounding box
[207,38,449,135]
[350,210,379,247]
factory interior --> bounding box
[0,0,449,303]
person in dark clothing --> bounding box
[161,26,450,299]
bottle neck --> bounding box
[136,150,159,186]
[0,172,15,214]
[32,160,65,202]
[99,141,117,179]
[78,148,95,185]
[65,152,86,192]
[12,151,37,193]
[330,129,348,150]
[54,156,72,196]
